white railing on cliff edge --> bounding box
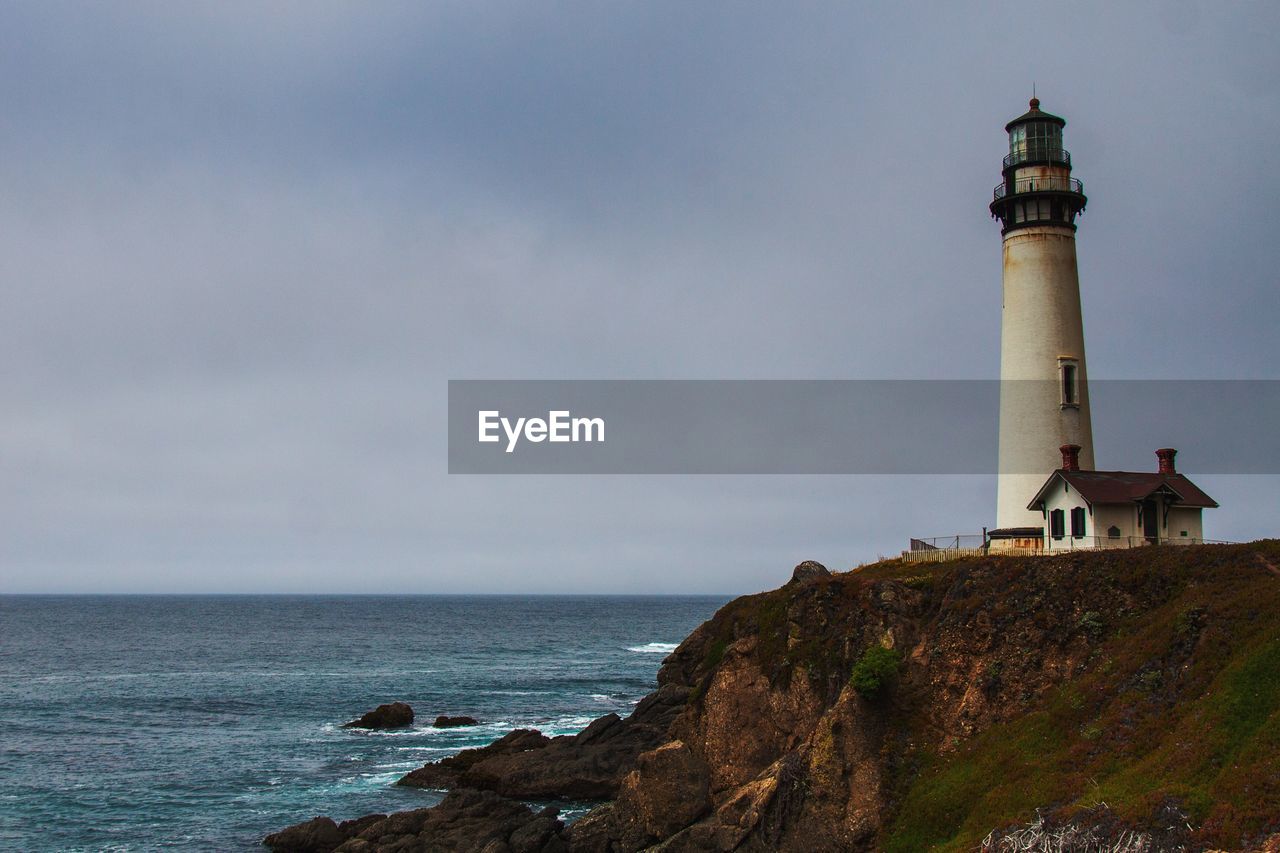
[902,533,1234,563]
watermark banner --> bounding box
[447,380,1280,474]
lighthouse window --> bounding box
[1010,121,1063,164]
[1014,202,1025,223]
[1025,122,1063,160]
[1009,125,1026,158]
[1059,359,1079,407]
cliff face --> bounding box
[572,542,1280,852]
[266,542,1280,852]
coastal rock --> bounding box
[341,702,413,730]
[262,816,346,852]
[264,789,565,852]
[433,715,478,728]
[572,543,1280,850]
[275,543,1280,852]
[788,560,830,584]
[398,728,550,790]
[615,740,711,841]
[398,688,688,800]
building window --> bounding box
[1070,507,1086,538]
[1050,509,1065,540]
[1059,358,1079,407]
[1108,525,1121,539]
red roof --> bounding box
[1028,470,1219,510]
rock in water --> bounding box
[397,687,688,800]
[261,816,346,852]
[433,714,478,728]
[789,559,830,584]
[263,789,565,852]
[341,702,413,729]
[397,728,551,792]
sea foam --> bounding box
[626,642,678,654]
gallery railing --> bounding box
[993,176,1085,201]
[1003,147,1071,169]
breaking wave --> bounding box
[626,642,678,654]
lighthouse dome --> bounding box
[1004,97,1066,132]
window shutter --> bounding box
[1070,507,1086,538]
[1050,509,1065,540]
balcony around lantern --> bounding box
[1003,146,1071,169]
[998,144,1070,169]
[993,175,1084,201]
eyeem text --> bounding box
[478,410,605,453]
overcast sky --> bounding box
[2,1,1277,593]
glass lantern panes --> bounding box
[1009,121,1063,164]
[1025,122,1062,161]
[1009,125,1026,159]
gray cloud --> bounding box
[2,1,1277,592]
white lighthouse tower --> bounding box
[989,99,1095,539]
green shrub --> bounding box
[1077,610,1105,638]
[1174,606,1206,636]
[850,645,902,698]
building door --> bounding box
[1142,499,1158,544]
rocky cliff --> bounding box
[266,542,1280,852]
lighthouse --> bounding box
[989,99,1094,537]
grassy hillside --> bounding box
[874,542,1280,851]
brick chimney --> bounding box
[1156,447,1177,474]
[1060,444,1081,472]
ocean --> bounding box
[0,595,728,851]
